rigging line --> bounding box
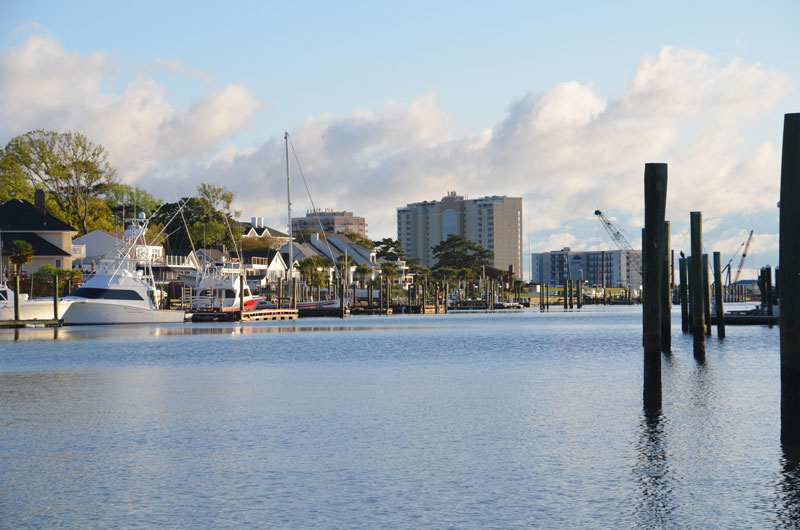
[287,134,343,278]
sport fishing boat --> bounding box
[191,265,262,312]
[62,214,187,324]
[0,283,73,321]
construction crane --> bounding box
[732,230,754,285]
[594,210,642,278]
[720,230,752,286]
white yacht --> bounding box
[191,264,261,312]
[62,214,187,325]
[0,283,73,321]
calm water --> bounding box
[1,306,795,528]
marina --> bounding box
[1,307,794,527]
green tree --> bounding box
[197,182,239,218]
[0,145,34,203]
[431,234,492,275]
[32,265,82,290]
[343,231,374,249]
[9,240,34,276]
[381,261,399,282]
[374,238,405,260]
[190,220,227,248]
[105,182,159,218]
[355,263,371,288]
[2,130,116,235]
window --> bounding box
[70,287,145,300]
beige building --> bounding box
[397,192,523,276]
[292,209,367,237]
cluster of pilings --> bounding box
[641,113,800,454]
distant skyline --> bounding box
[2,1,798,278]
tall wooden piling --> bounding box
[780,112,800,449]
[690,212,706,358]
[643,163,668,408]
[563,281,568,309]
[578,271,583,309]
[713,252,725,339]
[53,276,59,320]
[13,275,21,321]
[661,221,671,353]
[679,258,689,332]
[703,254,711,337]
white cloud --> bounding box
[0,35,791,260]
[0,32,261,184]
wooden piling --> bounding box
[578,271,583,309]
[661,221,671,353]
[703,254,711,337]
[780,112,800,449]
[690,212,706,358]
[53,276,59,320]
[643,163,667,408]
[14,275,21,321]
[713,251,725,339]
[679,258,689,332]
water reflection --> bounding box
[779,445,800,525]
[633,405,675,527]
[1,322,444,343]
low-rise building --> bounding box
[0,193,78,278]
[531,248,642,288]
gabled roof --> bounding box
[0,231,71,257]
[0,199,77,232]
[241,249,281,263]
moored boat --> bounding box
[0,283,73,321]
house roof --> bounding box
[0,199,78,232]
[0,231,71,257]
[241,250,285,266]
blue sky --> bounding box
[2,1,799,278]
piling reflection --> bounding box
[633,404,675,527]
[779,442,800,526]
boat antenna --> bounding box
[285,131,294,283]
[287,133,341,280]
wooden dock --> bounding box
[0,319,62,329]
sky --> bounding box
[2,0,799,279]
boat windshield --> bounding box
[69,287,145,300]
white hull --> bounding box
[63,301,186,325]
[0,300,73,321]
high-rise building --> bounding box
[530,248,642,288]
[397,192,523,275]
[292,209,367,237]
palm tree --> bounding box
[355,263,371,288]
[9,240,34,278]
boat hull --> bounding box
[63,301,186,325]
[0,300,73,321]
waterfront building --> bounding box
[0,191,78,277]
[241,217,290,247]
[396,192,523,275]
[530,248,642,288]
[291,209,367,237]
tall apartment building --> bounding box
[397,192,523,276]
[292,209,367,237]
[530,248,643,288]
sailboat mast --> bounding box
[285,131,293,282]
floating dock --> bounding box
[0,319,62,329]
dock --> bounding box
[0,319,62,329]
